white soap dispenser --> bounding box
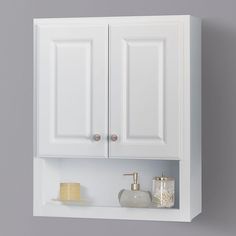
[118,172,151,208]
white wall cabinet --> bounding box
[34,15,201,222]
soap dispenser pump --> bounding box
[118,172,151,208]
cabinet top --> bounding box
[34,15,200,25]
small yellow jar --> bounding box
[60,183,80,201]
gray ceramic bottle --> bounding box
[118,172,151,208]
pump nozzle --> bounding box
[123,172,140,191]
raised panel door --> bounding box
[109,22,183,159]
[35,23,108,157]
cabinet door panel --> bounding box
[35,24,108,157]
[109,23,183,159]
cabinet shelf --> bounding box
[38,202,184,222]
[49,199,179,210]
[34,158,180,208]
[34,158,183,220]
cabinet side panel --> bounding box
[33,158,43,216]
[190,17,202,219]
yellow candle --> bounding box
[60,183,80,201]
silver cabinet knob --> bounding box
[93,134,101,141]
[111,134,118,142]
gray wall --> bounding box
[0,0,235,235]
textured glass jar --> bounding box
[152,176,175,208]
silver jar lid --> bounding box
[153,175,174,181]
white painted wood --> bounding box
[33,15,191,25]
[34,15,201,222]
[109,21,183,159]
[34,22,108,157]
[189,17,202,220]
[39,203,186,221]
[33,158,43,216]
[40,204,187,222]
[175,16,202,221]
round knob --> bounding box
[93,134,101,141]
[111,134,118,142]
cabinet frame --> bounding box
[33,15,201,222]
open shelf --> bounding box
[33,158,185,221]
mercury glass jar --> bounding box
[152,175,175,208]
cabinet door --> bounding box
[35,24,108,157]
[109,22,183,159]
